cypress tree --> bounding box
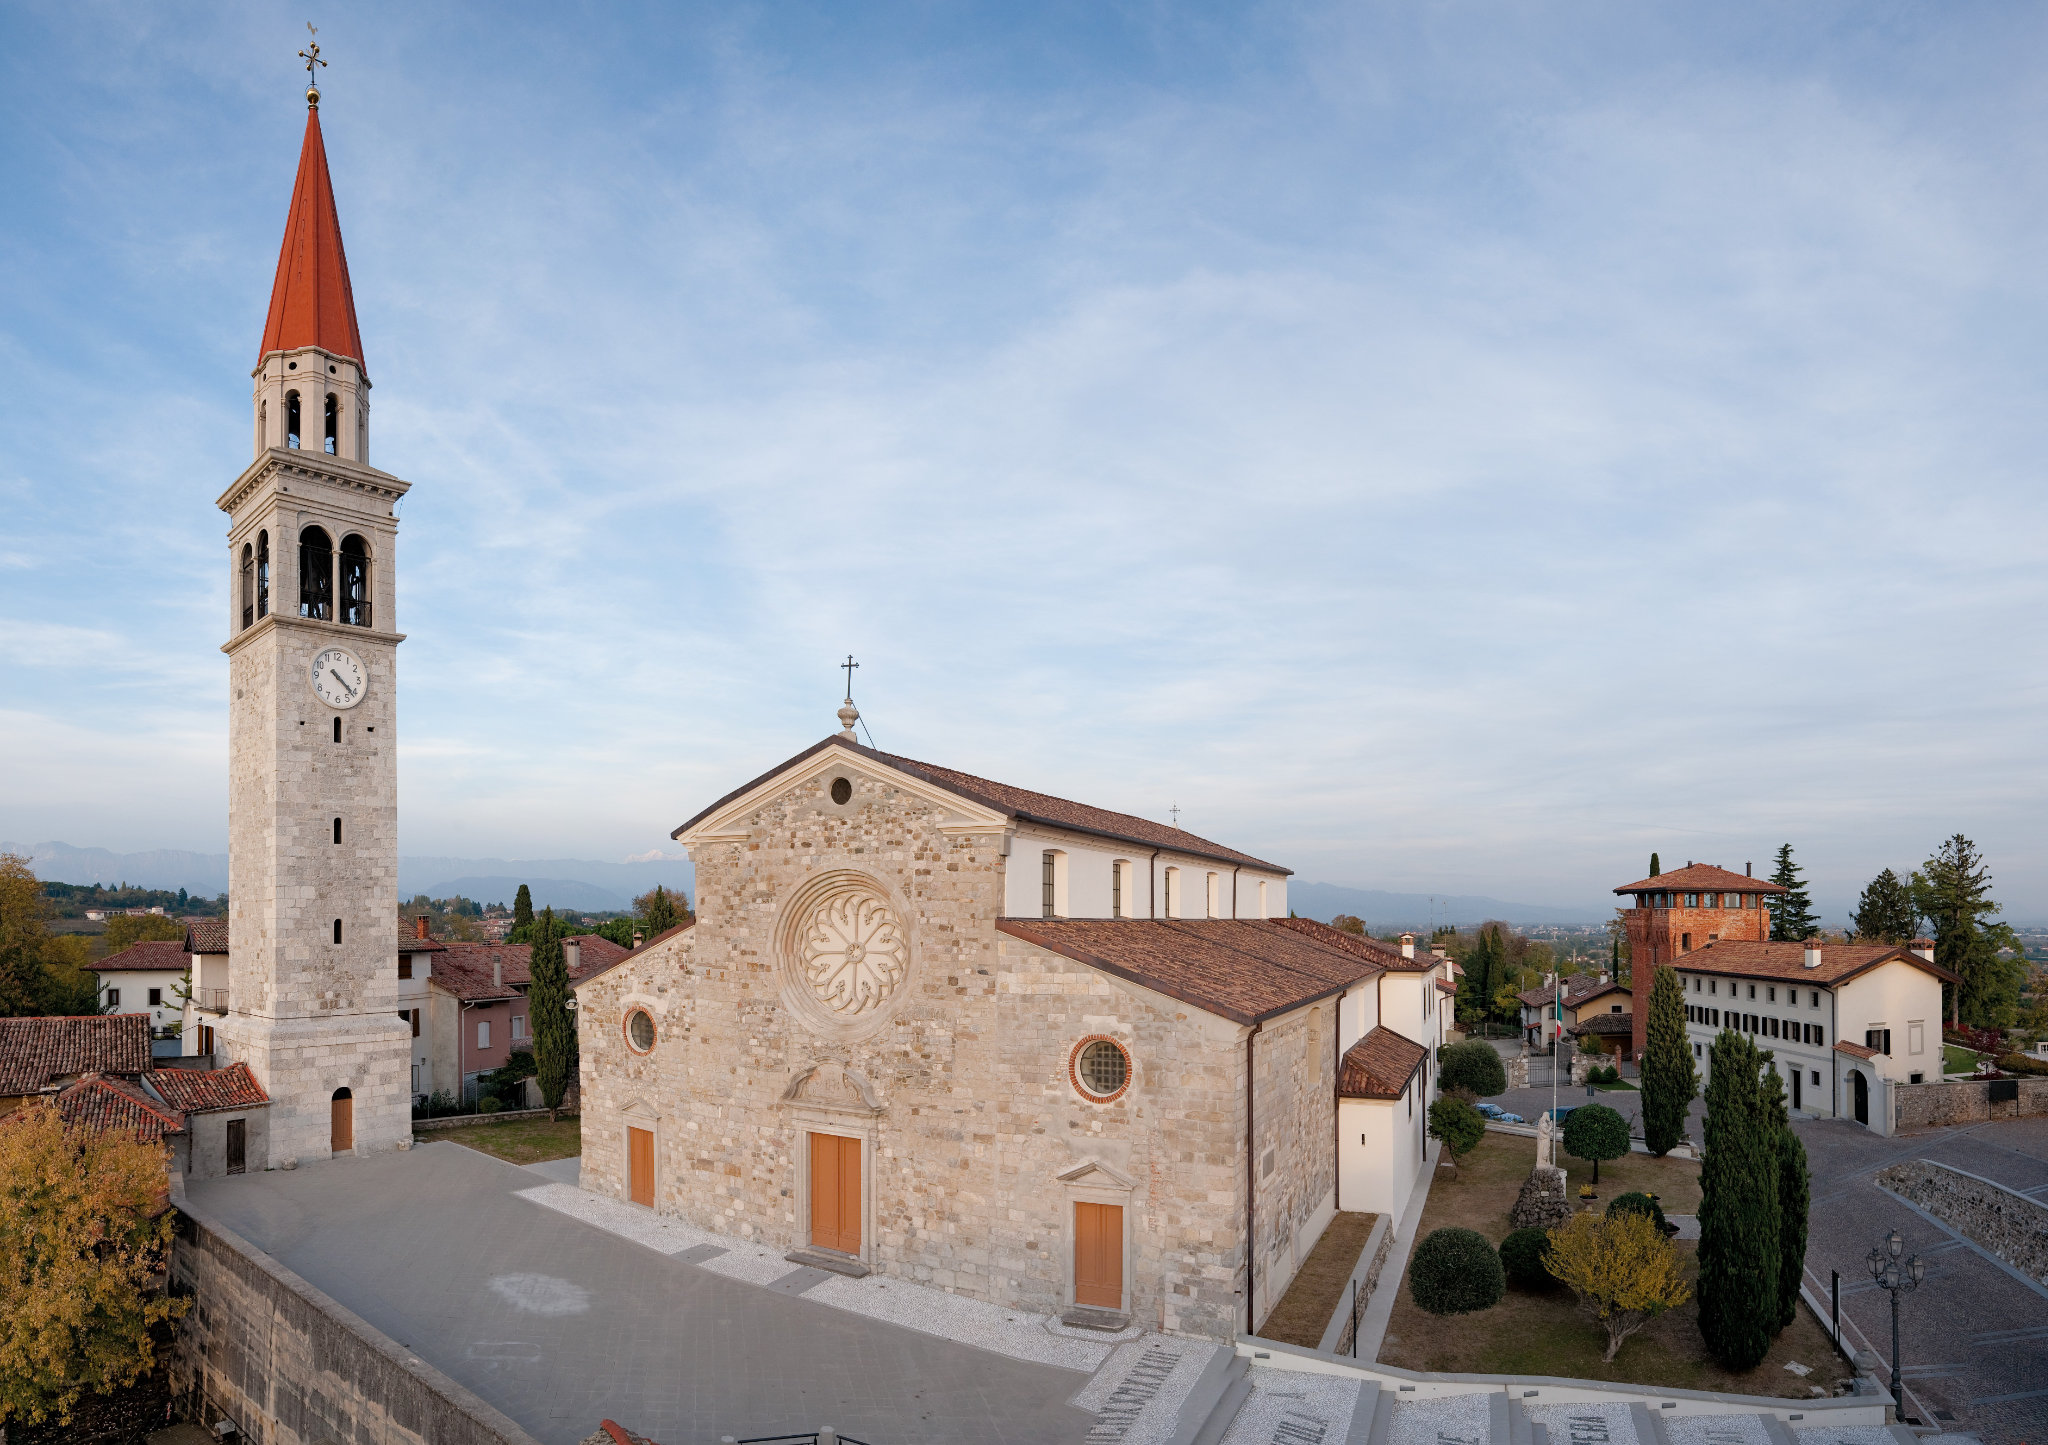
[637,885,681,938]
[529,907,572,1121]
[1760,1063,1810,1332]
[1851,868,1918,943]
[1697,1031,1779,1370]
[1767,845,1819,941]
[1649,852,1661,878]
[1640,965,1697,1156]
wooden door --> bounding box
[809,1132,862,1255]
[330,1090,353,1153]
[628,1126,655,1206]
[226,1118,246,1175]
[1074,1201,1124,1309]
[1791,1069,1802,1111]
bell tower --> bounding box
[216,71,411,1165]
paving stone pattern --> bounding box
[1213,1368,1360,1445]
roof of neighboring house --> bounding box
[672,734,1289,873]
[187,919,229,954]
[1517,976,1627,1010]
[570,922,696,990]
[54,1072,184,1142]
[995,918,1381,1025]
[1613,864,1786,896]
[427,949,521,1002]
[144,1062,269,1114]
[1834,1039,1880,1061]
[1270,917,1432,973]
[1436,978,1457,994]
[1570,1012,1636,1036]
[93,939,191,974]
[402,929,449,954]
[1338,1026,1430,1100]
[1677,940,1957,989]
[0,1014,152,1096]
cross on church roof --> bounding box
[841,654,859,703]
[298,23,327,106]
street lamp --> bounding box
[1865,1229,1926,1420]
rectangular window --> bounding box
[1042,852,1055,918]
[106,988,120,1006]
[478,1019,491,1049]
[513,1014,526,1040]
[1811,1070,1820,1085]
[1686,893,1698,908]
[1682,932,1691,952]
[410,1009,420,1038]
[1205,872,1220,918]
[1258,880,1269,918]
[1866,1028,1891,1055]
[1814,1025,1824,1047]
[399,957,413,980]
[148,987,162,1006]
[1111,862,1123,919]
[1809,990,1819,1007]
[1748,984,1756,999]
[1767,986,1776,1002]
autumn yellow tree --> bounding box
[102,912,186,954]
[1545,1209,1691,1361]
[0,1102,189,1426]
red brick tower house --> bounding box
[1612,863,1786,1062]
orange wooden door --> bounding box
[1074,1202,1123,1308]
[330,1094,353,1153]
[628,1126,655,1206]
[810,1133,861,1255]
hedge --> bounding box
[1606,1192,1668,1232]
[1498,1226,1553,1289]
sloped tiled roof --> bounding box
[995,918,1380,1025]
[1436,978,1457,994]
[673,735,1289,873]
[428,949,520,1002]
[145,1062,269,1114]
[570,922,696,990]
[260,106,365,365]
[1613,864,1786,896]
[1679,940,1956,988]
[1516,975,1625,1010]
[1270,916,1434,973]
[1338,1027,1430,1100]
[1570,1011,1635,1036]
[187,919,229,954]
[54,1073,184,1142]
[95,939,191,973]
[0,1014,152,1096]
[1834,1039,1880,1061]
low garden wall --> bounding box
[411,1107,571,1133]
[171,1207,545,1445]
[1876,1159,2048,1283]
[1893,1076,2048,1130]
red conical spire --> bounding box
[258,105,365,367]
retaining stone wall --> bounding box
[171,1207,543,1445]
[1876,1159,2048,1283]
[1893,1077,2048,1130]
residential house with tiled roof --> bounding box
[93,937,194,1047]
[1674,938,1956,1133]
[1614,862,1784,1062]
[0,1013,153,1108]
[147,1061,271,1176]
[575,717,1448,1344]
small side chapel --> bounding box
[576,714,1452,1341]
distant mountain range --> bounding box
[5,841,695,915]
[1287,882,1610,929]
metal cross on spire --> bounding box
[298,22,327,105]
[1169,803,1180,828]
[840,654,860,703]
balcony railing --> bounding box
[193,987,229,1014]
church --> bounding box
[575,711,1452,1341]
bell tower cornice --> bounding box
[218,446,411,518]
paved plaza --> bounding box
[186,1142,1100,1445]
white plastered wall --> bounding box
[1001,826,1287,920]
[1838,961,1945,1085]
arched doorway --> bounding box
[331,1087,354,1154]
[1851,1069,1868,1126]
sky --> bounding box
[2,1,2045,922]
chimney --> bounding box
[564,939,581,975]
[1802,943,1822,970]
[1910,938,1935,963]
[632,931,645,949]
[1745,861,1752,878]
[1399,933,1415,960]
[493,954,502,989]
[415,914,430,941]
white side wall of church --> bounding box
[1001,827,1287,921]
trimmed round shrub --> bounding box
[1428,1095,1486,1161]
[1437,1040,1508,1099]
[1498,1227,1553,1289]
[1561,1102,1631,1183]
[1606,1191,1669,1231]
[478,1096,503,1114]
[1409,1227,1506,1315]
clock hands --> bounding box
[329,669,356,697]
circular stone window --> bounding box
[830,776,853,805]
[624,1008,656,1053]
[1071,1038,1133,1102]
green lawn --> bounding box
[1944,1043,1981,1075]
[434,1116,581,1165]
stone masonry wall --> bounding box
[1893,1077,2048,1130]
[575,759,1326,1343]
[172,1206,542,1445]
[1876,1159,2048,1282]
[1249,1000,1337,1332]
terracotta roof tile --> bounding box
[1517,976,1627,1009]
[1613,864,1786,895]
[1436,978,1457,994]
[428,949,520,1002]
[186,919,229,954]
[0,1014,152,1096]
[570,922,696,990]
[1834,1039,1880,1060]
[1339,1027,1429,1100]
[1270,917,1432,972]
[94,939,191,973]
[260,106,365,365]
[1570,1012,1635,1036]
[995,918,1379,1025]
[54,1073,184,1141]
[144,1062,269,1114]
[1677,939,1956,988]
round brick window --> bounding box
[625,1008,656,1053]
[830,776,853,805]
[1071,1037,1132,1102]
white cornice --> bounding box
[221,612,405,658]
[217,449,411,517]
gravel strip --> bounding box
[1217,1366,1362,1445]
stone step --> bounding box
[1189,1359,1253,1445]
[1166,1351,1249,1445]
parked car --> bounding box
[1474,1103,1526,1124]
[1542,1105,1577,1124]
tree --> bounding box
[1329,914,1366,936]
[1648,852,1661,878]
[1851,868,1918,944]
[0,855,103,1017]
[1408,1227,1505,1315]
[102,913,184,955]
[1437,1039,1507,1098]
[1544,1210,1690,1362]
[1639,965,1697,1156]
[1697,1030,1780,1371]
[1760,1064,1809,1333]
[514,884,534,932]
[1913,835,2025,1028]
[635,884,689,938]
[1427,1095,1486,1171]
[1459,923,1508,1026]
[1561,1102,1629,1184]
[529,908,573,1121]
[1768,845,1819,942]
[0,1102,189,1427]
[593,917,638,949]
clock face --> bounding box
[310,646,368,710]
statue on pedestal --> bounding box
[1509,1110,1574,1231]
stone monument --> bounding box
[1508,1111,1574,1230]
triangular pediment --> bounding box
[672,736,1008,846]
[1054,1157,1135,1189]
[620,1097,660,1120]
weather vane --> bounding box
[298,22,327,106]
